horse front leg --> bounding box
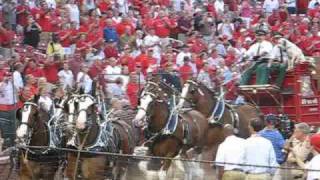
[64,153,77,179]
[158,159,172,180]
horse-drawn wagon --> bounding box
[239,60,320,126]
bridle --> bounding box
[20,102,39,129]
[179,79,201,105]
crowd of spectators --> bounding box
[0,0,319,111]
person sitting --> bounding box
[240,30,274,86]
[255,32,306,89]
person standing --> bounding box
[76,65,93,94]
[259,114,286,164]
[306,134,320,180]
[281,123,312,179]
[243,118,278,180]
[58,63,74,91]
[23,16,42,48]
[215,124,246,180]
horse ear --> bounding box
[33,94,40,104]
[79,87,85,95]
[16,108,22,121]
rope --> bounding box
[73,130,89,180]
[17,145,320,172]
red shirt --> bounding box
[16,5,30,26]
[104,45,119,58]
[179,64,193,81]
[119,54,135,72]
[116,22,135,35]
[98,1,111,13]
[88,63,105,79]
[37,9,52,32]
[58,29,72,47]
[126,82,139,108]
[135,53,155,74]
[153,17,171,38]
[44,63,60,83]
[0,28,14,47]
[25,67,45,78]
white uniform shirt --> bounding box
[306,154,320,180]
[13,71,24,90]
[76,72,92,94]
[245,40,273,60]
[215,135,246,170]
[263,0,279,13]
[243,135,278,174]
[58,70,74,90]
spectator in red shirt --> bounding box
[153,10,174,38]
[16,0,30,27]
[43,55,61,84]
[126,72,140,109]
[179,56,193,83]
[24,59,45,78]
[104,39,119,58]
[116,17,135,36]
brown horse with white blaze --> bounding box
[133,75,208,179]
[177,80,262,162]
[16,96,63,180]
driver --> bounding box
[240,30,274,86]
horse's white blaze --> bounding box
[67,100,75,127]
[134,94,153,123]
[177,83,190,109]
[75,97,94,130]
[16,105,31,138]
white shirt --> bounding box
[144,34,161,62]
[215,135,246,171]
[65,4,80,25]
[263,0,279,13]
[46,0,56,9]
[76,72,92,94]
[218,23,235,39]
[173,0,182,12]
[308,0,319,9]
[103,65,122,81]
[0,81,17,104]
[214,0,225,14]
[306,154,320,180]
[176,51,192,67]
[38,95,53,112]
[58,70,74,90]
[245,40,273,60]
[286,0,296,7]
[13,71,24,90]
[243,135,278,174]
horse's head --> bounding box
[73,94,96,131]
[16,96,40,141]
[133,79,172,128]
[177,79,207,109]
